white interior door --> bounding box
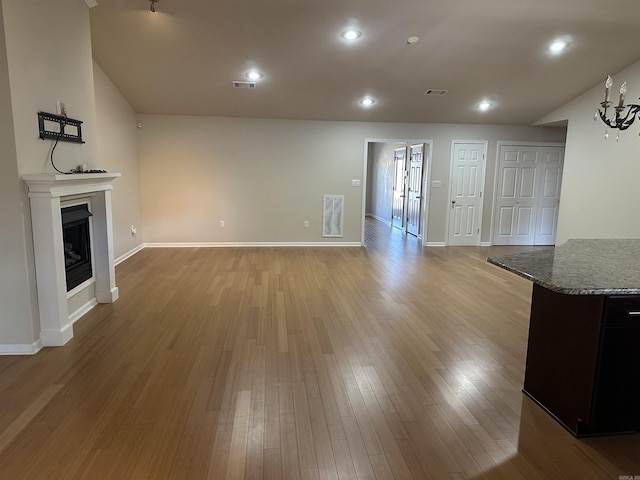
[406,144,424,237]
[391,147,407,229]
[534,148,564,245]
[493,146,538,245]
[493,145,564,246]
[448,142,486,246]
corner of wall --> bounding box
[0,1,38,346]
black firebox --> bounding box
[62,204,93,291]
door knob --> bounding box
[451,200,456,208]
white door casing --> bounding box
[447,142,487,246]
[361,138,433,247]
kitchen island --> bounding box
[488,239,640,437]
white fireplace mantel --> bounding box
[23,173,121,346]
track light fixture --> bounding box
[149,0,158,12]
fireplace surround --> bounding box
[23,173,120,346]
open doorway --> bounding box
[362,139,432,246]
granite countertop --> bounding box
[487,239,640,295]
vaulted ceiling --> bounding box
[90,0,640,125]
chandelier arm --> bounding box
[598,109,618,128]
[615,104,640,131]
[596,83,640,132]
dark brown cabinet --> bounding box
[523,285,640,437]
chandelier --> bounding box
[594,75,640,141]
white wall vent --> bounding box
[233,81,257,88]
[424,89,448,96]
[323,195,344,237]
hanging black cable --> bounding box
[50,136,64,174]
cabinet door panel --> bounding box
[523,285,604,435]
[592,326,640,433]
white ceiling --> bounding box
[89,0,640,125]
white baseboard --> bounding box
[426,242,446,247]
[480,242,492,247]
[115,243,144,266]
[144,242,362,248]
[0,339,43,356]
[96,287,119,303]
[68,298,98,324]
[0,297,99,354]
[40,323,74,347]
[9,298,101,354]
[115,242,365,253]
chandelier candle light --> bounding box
[595,75,640,141]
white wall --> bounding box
[369,142,398,225]
[537,59,640,243]
[0,0,99,351]
[0,1,36,348]
[138,116,565,245]
[3,0,98,175]
[93,61,143,259]
[138,116,369,244]
[365,143,374,215]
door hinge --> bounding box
[477,228,480,234]
[480,191,482,198]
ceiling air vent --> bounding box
[233,81,257,89]
[424,89,448,96]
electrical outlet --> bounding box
[304,220,309,228]
[219,220,225,228]
[130,225,137,235]
[56,101,66,116]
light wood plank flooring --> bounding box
[1,218,639,479]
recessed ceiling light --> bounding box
[246,71,263,81]
[548,36,571,55]
[477,101,492,111]
[407,36,420,45]
[548,40,567,54]
[360,97,375,106]
[342,29,361,41]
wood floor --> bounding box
[1,218,639,479]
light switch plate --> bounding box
[351,179,361,187]
[431,180,442,188]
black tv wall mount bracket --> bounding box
[38,111,85,144]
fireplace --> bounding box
[62,204,93,291]
[23,173,120,347]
